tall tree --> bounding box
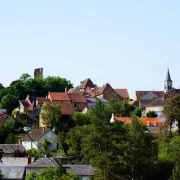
[164,95,180,134]
[81,100,127,180]
[124,117,157,180]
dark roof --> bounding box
[19,100,30,107]
[80,78,95,89]
[28,96,37,104]
[114,89,129,99]
[0,166,25,179]
[26,158,94,176]
[0,157,32,166]
[26,158,59,168]
[166,68,172,81]
[68,93,87,103]
[139,99,164,107]
[63,165,94,176]
[22,128,45,141]
[49,92,70,101]
[135,91,164,100]
[0,144,26,154]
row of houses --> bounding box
[0,144,93,179]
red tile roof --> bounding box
[80,78,95,89]
[115,117,161,127]
[61,103,74,115]
[114,89,129,99]
[49,92,70,101]
[135,91,164,99]
[68,93,87,103]
[36,97,50,105]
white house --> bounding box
[21,128,58,151]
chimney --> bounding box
[65,87,67,93]
[28,156,31,164]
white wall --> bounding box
[22,141,38,150]
[145,106,164,118]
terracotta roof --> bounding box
[91,86,106,96]
[22,128,45,141]
[68,88,81,94]
[135,91,164,100]
[80,78,95,89]
[68,93,87,103]
[114,117,161,127]
[49,92,70,101]
[61,103,74,115]
[19,100,30,107]
[114,89,129,99]
[36,97,50,105]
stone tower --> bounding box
[164,68,173,93]
[34,68,43,79]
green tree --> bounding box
[41,103,61,130]
[26,168,81,180]
[0,94,18,114]
[5,117,16,133]
[163,95,180,134]
[132,107,142,117]
[72,111,90,126]
[5,133,16,144]
[146,110,158,118]
[41,139,51,154]
[171,161,180,180]
[81,100,127,180]
[27,148,41,158]
[124,117,157,180]
[67,125,91,162]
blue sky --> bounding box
[0,0,180,98]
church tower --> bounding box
[164,68,173,93]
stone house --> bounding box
[68,93,87,111]
[91,83,123,101]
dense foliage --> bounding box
[26,168,80,180]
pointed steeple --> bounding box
[164,68,173,93]
[166,68,172,81]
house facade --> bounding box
[21,128,58,151]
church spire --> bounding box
[166,68,172,81]
[164,68,173,93]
